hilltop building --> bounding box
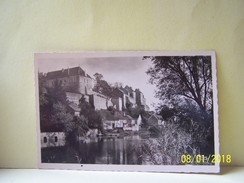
[112,86,147,111]
[45,67,93,95]
[40,66,148,134]
[42,67,112,111]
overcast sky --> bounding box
[37,56,159,111]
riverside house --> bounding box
[98,110,142,132]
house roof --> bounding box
[118,87,128,95]
[65,91,82,95]
[41,123,65,132]
[148,113,162,121]
[125,115,134,120]
[45,67,91,79]
[115,86,135,95]
[68,103,80,112]
[92,91,109,99]
[135,88,141,93]
[124,85,134,93]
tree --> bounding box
[93,73,113,97]
[144,56,214,160]
[51,102,73,125]
[39,76,74,130]
[64,115,89,141]
[93,73,103,81]
[79,95,103,130]
[145,56,213,124]
[39,75,52,132]
[47,80,67,105]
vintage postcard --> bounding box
[34,51,219,173]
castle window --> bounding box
[55,136,58,142]
[43,137,47,143]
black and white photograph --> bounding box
[35,51,219,173]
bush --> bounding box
[142,117,213,165]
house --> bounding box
[123,86,137,107]
[44,67,93,95]
[98,110,126,130]
[40,122,66,148]
[112,86,138,110]
[147,113,163,126]
[123,115,136,131]
[89,91,112,110]
[124,114,142,132]
[135,88,147,109]
[41,67,148,130]
[66,92,83,105]
[43,66,114,111]
[112,86,149,112]
[41,132,65,148]
[43,66,148,113]
[112,88,127,110]
[110,97,123,111]
[98,110,142,132]
[68,103,80,116]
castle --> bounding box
[40,66,152,146]
[42,66,148,113]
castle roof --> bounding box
[124,86,136,94]
[45,66,91,79]
[115,86,135,95]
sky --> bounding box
[37,56,160,111]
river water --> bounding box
[41,135,148,165]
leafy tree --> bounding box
[79,95,103,130]
[93,73,113,97]
[143,56,215,161]
[65,115,89,141]
[145,56,213,124]
[93,73,103,81]
[39,74,53,131]
[47,80,67,105]
[51,102,73,125]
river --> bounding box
[41,135,148,165]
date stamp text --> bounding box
[181,154,232,164]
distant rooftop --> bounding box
[68,103,80,112]
[45,66,91,79]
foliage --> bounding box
[39,79,68,130]
[64,115,89,141]
[39,76,88,139]
[142,56,215,164]
[143,115,213,165]
[145,56,213,122]
[79,95,103,130]
[143,120,197,165]
[51,102,73,125]
[93,73,114,97]
[46,80,67,104]
[126,105,145,118]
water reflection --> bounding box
[41,135,145,165]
